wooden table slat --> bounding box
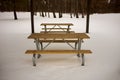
[28,33,90,39]
[41,23,73,26]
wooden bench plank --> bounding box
[25,50,92,54]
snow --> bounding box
[0,12,120,80]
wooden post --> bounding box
[86,0,91,33]
[30,0,34,33]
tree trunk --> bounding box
[13,0,17,20]
[86,0,91,33]
[52,0,56,18]
[80,0,85,18]
[41,0,45,17]
[58,0,63,18]
[30,0,34,33]
[14,10,17,20]
[70,0,74,18]
[53,11,56,18]
[70,0,72,18]
[46,0,50,17]
[75,0,79,18]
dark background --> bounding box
[0,0,120,13]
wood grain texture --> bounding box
[41,23,73,26]
[28,33,90,39]
[25,50,92,54]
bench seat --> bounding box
[25,50,92,54]
[25,49,92,66]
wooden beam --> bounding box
[86,0,91,33]
[30,0,34,33]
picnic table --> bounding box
[25,33,92,66]
[40,23,73,32]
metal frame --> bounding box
[77,38,85,66]
[39,39,77,50]
[32,39,41,66]
[77,39,81,57]
[32,37,85,66]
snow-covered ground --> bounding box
[0,12,120,80]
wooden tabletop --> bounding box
[40,31,75,34]
[41,23,73,26]
[28,33,90,39]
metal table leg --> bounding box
[75,42,77,50]
[32,54,36,66]
[32,39,41,66]
[44,25,47,32]
[40,42,43,50]
[81,54,85,66]
[67,25,70,32]
[35,39,41,59]
[77,39,82,57]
